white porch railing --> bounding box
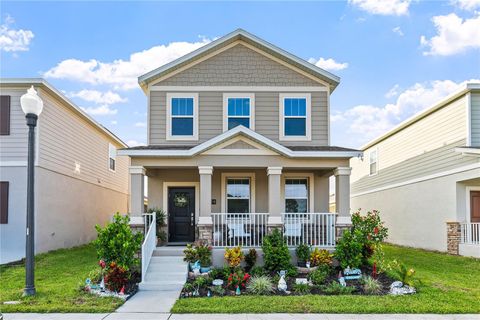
[281,212,336,248]
[141,212,156,283]
[212,213,269,247]
[461,222,480,245]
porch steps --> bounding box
[139,249,188,292]
[152,246,185,257]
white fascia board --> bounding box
[455,147,480,156]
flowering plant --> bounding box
[98,259,106,269]
[227,271,250,289]
[224,246,244,268]
[310,248,332,267]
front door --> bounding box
[168,187,195,243]
[471,191,480,223]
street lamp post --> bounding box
[20,86,43,297]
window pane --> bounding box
[228,98,250,116]
[286,199,308,213]
[172,118,193,135]
[370,163,377,175]
[227,179,250,198]
[172,98,193,116]
[285,118,306,136]
[284,98,306,116]
[285,179,308,198]
[228,118,250,130]
[227,199,249,213]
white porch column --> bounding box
[198,166,213,224]
[267,167,282,226]
[129,166,145,217]
[334,167,352,224]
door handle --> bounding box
[191,213,194,226]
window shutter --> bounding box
[0,95,11,135]
[0,181,9,224]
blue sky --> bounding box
[1,1,479,148]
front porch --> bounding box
[129,164,352,248]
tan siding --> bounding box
[37,90,129,194]
[471,93,480,146]
[351,96,468,185]
[0,88,28,162]
[155,44,321,87]
[150,91,328,146]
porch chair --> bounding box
[227,223,252,244]
[283,220,303,239]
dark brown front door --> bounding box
[168,187,195,243]
[471,191,480,223]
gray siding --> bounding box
[351,139,478,194]
[471,93,480,146]
[0,88,28,162]
[155,44,321,87]
[149,91,328,146]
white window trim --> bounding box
[279,93,311,141]
[369,148,378,176]
[108,143,116,173]
[281,172,314,213]
[166,92,199,141]
[466,186,480,223]
[221,172,256,213]
[222,93,255,132]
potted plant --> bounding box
[183,244,198,271]
[295,243,311,267]
[196,242,212,273]
[147,208,167,246]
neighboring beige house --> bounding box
[119,29,361,252]
[351,83,480,258]
[0,79,129,264]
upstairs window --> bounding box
[167,93,198,140]
[108,143,116,172]
[0,95,11,135]
[279,93,311,141]
[369,149,378,175]
[223,93,255,132]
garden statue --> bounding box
[236,286,241,295]
[119,286,125,295]
[338,271,347,287]
[277,270,287,292]
[207,290,211,297]
[344,267,362,280]
[305,261,311,269]
[99,276,105,292]
[85,278,91,291]
[192,261,201,276]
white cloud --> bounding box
[110,120,117,125]
[392,26,404,36]
[44,37,212,90]
[421,13,480,56]
[308,57,349,71]
[338,79,480,144]
[451,0,480,10]
[81,105,118,116]
[68,89,127,105]
[0,15,34,52]
[349,0,411,16]
[127,140,146,147]
[385,84,400,98]
[134,122,146,127]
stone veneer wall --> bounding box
[446,222,461,255]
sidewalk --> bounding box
[3,314,480,320]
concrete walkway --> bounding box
[3,314,480,319]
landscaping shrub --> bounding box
[208,267,224,280]
[310,248,332,267]
[196,242,212,267]
[334,229,364,269]
[293,282,310,295]
[104,262,129,292]
[209,285,225,296]
[183,244,198,264]
[295,243,311,266]
[351,209,388,263]
[193,276,209,289]
[322,281,355,295]
[224,246,244,268]
[308,266,329,285]
[94,213,143,270]
[249,266,266,277]
[227,271,250,289]
[246,275,274,295]
[245,248,257,270]
[362,276,382,295]
[262,228,293,273]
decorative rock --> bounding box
[295,278,308,285]
[3,301,21,305]
[389,281,416,295]
[212,279,224,286]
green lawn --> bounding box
[172,244,480,314]
[0,244,124,313]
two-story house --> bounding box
[119,29,361,251]
[350,83,480,258]
[0,79,130,264]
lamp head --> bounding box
[20,86,44,116]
